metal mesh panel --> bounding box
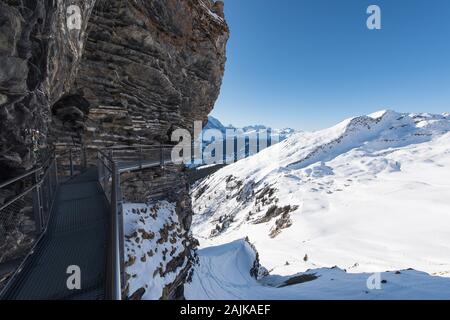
[55,147,87,179]
[97,145,173,300]
[0,157,59,295]
[0,191,37,293]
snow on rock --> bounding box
[191,110,450,279]
[123,201,195,300]
[185,240,450,300]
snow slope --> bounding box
[123,201,190,300]
[185,240,450,300]
[191,111,450,280]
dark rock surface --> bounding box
[73,0,229,156]
[0,0,229,299]
[121,164,194,231]
[0,0,95,179]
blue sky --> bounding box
[211,0,450,130]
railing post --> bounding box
[83,146,87,170]
[116,170,126,297]
[160,144,164,168]
[54,155,59,185]
[97,151,101,182]
[50,158,57,226]
[32,171,43,233]
[69,148,74,177]
[107,161,122,300]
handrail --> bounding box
[0,167,42,189]
[110,161,122,300]
[0,146,88,298]
[0,185,38,212]
[98,150,123,300]
[0,145,74,188]
[98,149,114,162]
[104,144,174,150]
[0,153,57,298]
[98,144,174,300]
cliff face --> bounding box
[0,0,229,299]
[74,0,228,299]
[1,0,228,174]
[72,0,229,153]
[0,0,95,179]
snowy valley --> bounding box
[186,110,450,299]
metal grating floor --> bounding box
[3,168,108,300]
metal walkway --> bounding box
[2,168,108,300]
[1,145,175,300]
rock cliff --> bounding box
[72,0,229,155]
[0,0,95,179]
[0,0,229,299]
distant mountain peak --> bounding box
[205,116,298,136]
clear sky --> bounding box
[211,0,450,131]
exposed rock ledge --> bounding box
[0,0,229,299]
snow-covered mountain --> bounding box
[195,116,298,165]
[203,116,231,132]
[204,116,297,141]
[189,110,450,298]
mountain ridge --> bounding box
[191,110,450,279]
[205,116,298,138]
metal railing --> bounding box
[98,149,124,300]
[0,147,87,297]
[56,146,88,178]
[97,145,174,300]
[107,145,174,172]
[0,157,57,296]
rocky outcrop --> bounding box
[1,0,228,176]
[74,0,228,299]
[0,0,95,179]
[71,0,229,157]
[123,201,199,300]
[121,164,193,232]
[0,0,95,292]
[1,0,229,300]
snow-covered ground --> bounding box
[185,240,450,300]
[123,201,190,300]
[189,110,450,299]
